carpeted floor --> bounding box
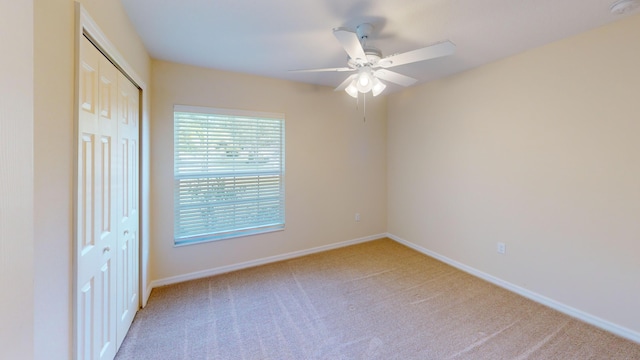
[115,238,640,359]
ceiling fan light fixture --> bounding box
[359,74,369,86]
[345,80,359,98]
[372,78,386,96]
[356,69,374,93]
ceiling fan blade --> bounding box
[374,69,417,87]
[333,27,367,63]
[378,41,456,68]
[288,67,354,73]
[334,74,357,91]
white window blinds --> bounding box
[174,105,285,245]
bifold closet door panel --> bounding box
[77,35,118,360]
[116,70,140,349]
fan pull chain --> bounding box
[363,92,366,122]
[353,92,366,122]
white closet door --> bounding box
[77,35,140,360]
[77,35,118,360]
[116,71,140,348]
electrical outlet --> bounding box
[497,242,506,254]
[355,213,361,222]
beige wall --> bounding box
[0,1,34,358]
[150,60,387,281]
[388,14,640,335]
[33,0,150,358]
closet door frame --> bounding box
[73,4,150,359]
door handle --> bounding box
[103,246,111,253]
[124,230,129,236]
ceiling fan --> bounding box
[290,23,456,97]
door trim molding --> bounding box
[73,3,150,359]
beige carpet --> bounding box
[116,238,640,359]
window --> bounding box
[173,105,285,245]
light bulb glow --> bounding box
[358,73,370,86]
[356,69,373,93]
[372,78,386,96]
[345,80,358,98]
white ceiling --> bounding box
[120,0,639,93]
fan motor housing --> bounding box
[364,47,382,65]
[347,47,382,68]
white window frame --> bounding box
[173,105,285,246]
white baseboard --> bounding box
[143,284,153,308]
[386,233,640,344]
[148,233,386,290]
